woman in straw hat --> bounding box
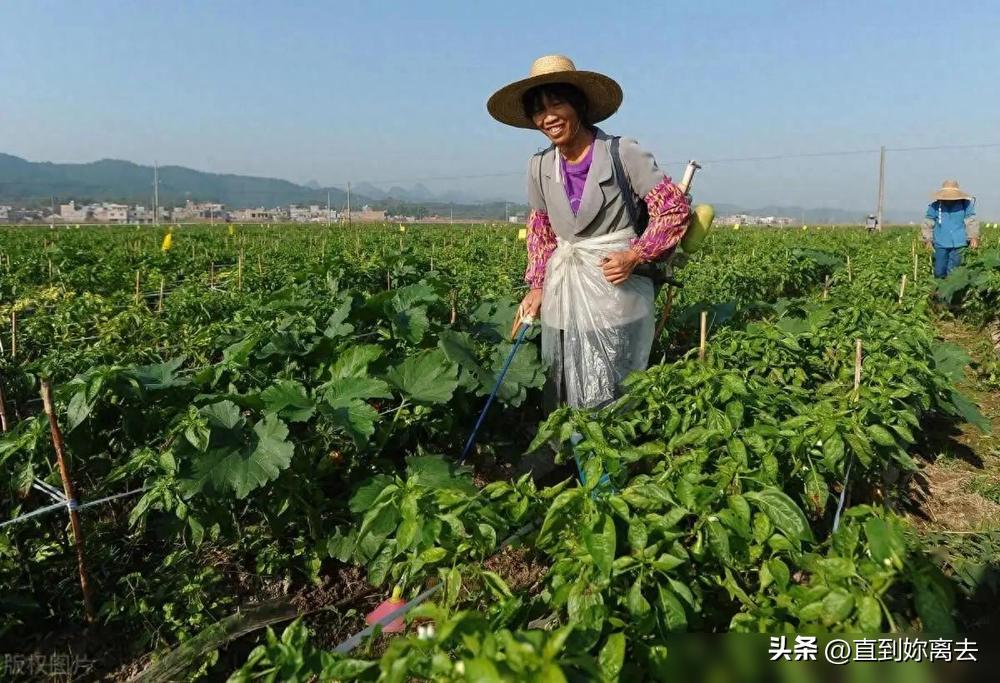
[488,55,691,410]
[922,180,979,278]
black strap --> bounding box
[609,136,642,236]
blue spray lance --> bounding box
[458,312,613,495]
[458,316,535,465]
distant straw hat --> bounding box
[932,180,972,201]
[487,55,622,129]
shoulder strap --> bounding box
[609,136,640,231]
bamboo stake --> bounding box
[157,277,165,313]
[10,311,16,358]
[48,258,53,281]
[386,271,391,290]
[40,380,96,623]
[450,290,457,325]
[698,311,708,361]
[854,339,863,394]
[134,270,141,304]
[209,263,215,288]
[822,276,831,300]
[846,255,852,282]
[0,376,9,432]
[913,252,918,281]
[898,274,907,304]
[238,248,244,291]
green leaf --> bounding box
[134,357,188,391]
[323,298,355,338]
[657,586,688,631]
[187,414,294,499]
[386,350,458,404]
[397,491,420,551]
[582,513,616,579]
[706,519,732,564]
[599,633,626,680]
[405,456,477,496]
[745,487,813,545]
[330,344,383,379]
[323,376,392,405]
[821,589,855,625]
[627,577,651,618]
[866,424,897,447]
[857,595,881,631]
[201,400,243,430]
[327,399,379,447]
[65,390,94,432]
[260,380,315,422]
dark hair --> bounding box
[521,82,591,127]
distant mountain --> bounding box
[0,153,357,208]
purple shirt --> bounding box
[560,143,594,215]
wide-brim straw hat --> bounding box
[487,55,623,129]
[933,180,973,201]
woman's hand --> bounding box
[519,288,543,320]
[601,249,643,285]
[970,237,980,250]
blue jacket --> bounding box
[924,199,976,248]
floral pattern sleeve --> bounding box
[524,209,557,289]
[629,176,691,262]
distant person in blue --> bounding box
[921,180,980,278]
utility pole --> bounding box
[450,203,453,225]
[153,162,160,228]
[347,182,352,226]
[505,201,509,222]
[326,190,331,227]
[876,145,886,232]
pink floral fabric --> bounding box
[524,209,557,289]
[629,176,691,262]
[522,177,691,287]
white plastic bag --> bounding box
[540,231,655,409]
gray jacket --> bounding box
[526,127,667,242]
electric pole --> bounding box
[347,182,352,226]
[153,162,160,228]
[327,190,331,227]
[876,145,886,232]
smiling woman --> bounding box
[488,55,692,411]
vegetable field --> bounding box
[0,223,997,681]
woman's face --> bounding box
[531,93,581,146]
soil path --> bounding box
[910,317,1000,531]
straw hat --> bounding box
[932,180,972,201]
[487,55,622,129]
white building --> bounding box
[93,203,129,223]
[60,201,89,221]
[0,206,11,221]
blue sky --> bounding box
[2,0,998,218]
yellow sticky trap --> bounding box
[802,225,808,230]
[517,228,527,241]
[399,224,406,233]
[228,224,235,236]
[161,233,173,252]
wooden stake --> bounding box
[386,271,391,290]
[822,276,831,300]
[238,248,244,291]
[913,252,918,281]
[846,255,852,282]
[450,290,457,325]
[10,311,16,358]
[157,277,165,313]
[898,274,907,304]
[653,286,676,342]
[854,339,863,393]
[699,310,708,361]
[134,270,141,304]
[40,380,96,623]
